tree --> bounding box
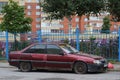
[74,0,105,16]
[107,0,120,22]
[0,0,32,40]
[42,0,75,20]
[74,0,105,29]
[42,0,105,26]
[101,16,111,33]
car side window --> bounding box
[24,44,46,54]
[47,44,63,55]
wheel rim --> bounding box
[20,62,31,72]
[76,63,84,72]
[74,62,87,74]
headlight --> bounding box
[93,60,101,64]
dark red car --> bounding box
[8,43,108,74]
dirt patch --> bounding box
[0,60,7,63]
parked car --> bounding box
[8,42,108,74]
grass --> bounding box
[0,60,7,63]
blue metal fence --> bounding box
[0,29,120,61]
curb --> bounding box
[0,66,14,68]
[108,69,120,71]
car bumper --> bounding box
[87,63,108,72]
[8,60,19,67]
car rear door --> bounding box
[23,44,47,68]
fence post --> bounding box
[119,28,120,62]
[76,24,80,51]
[38,29,42,43]
[6,30,9,60]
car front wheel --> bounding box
[73,62,87,74]
[19,62,32,72]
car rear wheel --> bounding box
[19,62,32,72]
[73,62,87,74]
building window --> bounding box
[27,5,31,9]
[36,0,40,3]
[36,24,41,28]
[36,12,40,15]
[51,29,62,33]
[27,11,31,15]
[36,5,40,9]
[84,18,88,22]
[28,0,32,2]
[92,23,97,27]
[36,18,41,22]
[41,23,50,27]
[0,31,5,36]
[0,2,8,13]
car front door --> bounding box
[46,44,73,69]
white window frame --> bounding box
[27,11,31,15]
[36,12,40,15]
[36,5,40,9]
[36,18,41,22]
[36,24,41,28]
[36,0,40,3]
[27,5,31,9]
[28,0,32,2]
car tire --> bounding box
[19,62,32,72]
[101,68,108,73]
[73,62,87,74]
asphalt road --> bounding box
[0,68,120,80]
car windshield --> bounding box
[60,44,79,54]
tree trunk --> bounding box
[14,33,17,50]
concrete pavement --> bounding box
[109,64,120,71]
[0,61,120,71]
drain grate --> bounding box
[40,78,73,80]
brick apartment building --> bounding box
[0,0,120,35]
[61,15,120,33]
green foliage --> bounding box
[10,41,31,51]
[42,0,105,20]
[42,0,75,20]
[74,0,105,16]
[107,0,120,22]
[63,38,69,44]
[42,0,120,22]
[101,16,111,33]
[108,60,116,64]
[89,36,96,42]
[0,0,32,33]
[79,37,118,60]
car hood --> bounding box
[73,53,103,60]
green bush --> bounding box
[79,39,118,59]
[10,41,31,51]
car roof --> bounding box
[30,42,66,46]
[20,42,67,52]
